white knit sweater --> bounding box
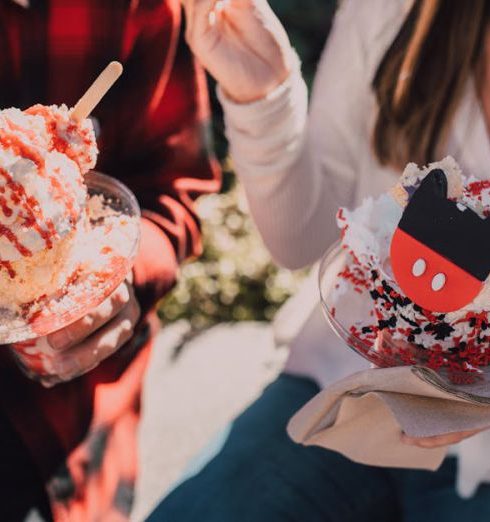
[218,0,490,498]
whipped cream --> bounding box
[0,105,97,261]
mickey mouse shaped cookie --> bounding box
[390,169,490,313]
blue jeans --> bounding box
[148,374,490,522]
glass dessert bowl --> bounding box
[319,242,490,385]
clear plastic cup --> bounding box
[6,172,141,386]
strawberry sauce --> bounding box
[0,167,55,254]
[0,125,79,226]
[0,105,91,269]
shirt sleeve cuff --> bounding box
[217,51,308,176]
[217,51,303,122]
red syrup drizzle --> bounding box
[5,117,41,146]
[25,106,85,223]
[26,105,94,176]
[0,223,31,258]
[0,260,15,278]
[0,193,12,217]
[0,125,78,226]
[0,168,56,251]
[0,107,89,277]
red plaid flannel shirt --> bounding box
[0,1,220,520]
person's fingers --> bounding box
[185,0,235,43]
[47,281,131,351]
[401,428,485,448]
[52,290,141,381]
[184,0,210,40]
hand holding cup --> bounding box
[10,277,141,386]
[45,277,141,382]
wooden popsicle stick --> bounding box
[71,61,123,122]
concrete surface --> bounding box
[131,321,288,521]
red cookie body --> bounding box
[390,228,483,313]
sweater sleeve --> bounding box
[218,0,372,270]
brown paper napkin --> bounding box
[287,366,490,470]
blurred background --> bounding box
[158,0,336,336]
[134,2,337,519]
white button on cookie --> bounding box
[431,273,446,292]
[412,258,426,277]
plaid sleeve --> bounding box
[96,2,221,314]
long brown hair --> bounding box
[372,0,490,170]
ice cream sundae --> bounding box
[0,104,96,306]
[325,156,490,382]
[0,63,140,356]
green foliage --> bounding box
[158,1,336,328]
[158,179,307,329]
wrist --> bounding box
[221,68,292,105]
[219,46,296,105]
[217,50,302,109]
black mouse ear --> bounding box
[417,169,448,200]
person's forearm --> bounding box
[220,59,347,270]
[184,0,378,271]
[183,0,347,269]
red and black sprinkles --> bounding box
[331,175,490,384]
[333,246,490,384]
